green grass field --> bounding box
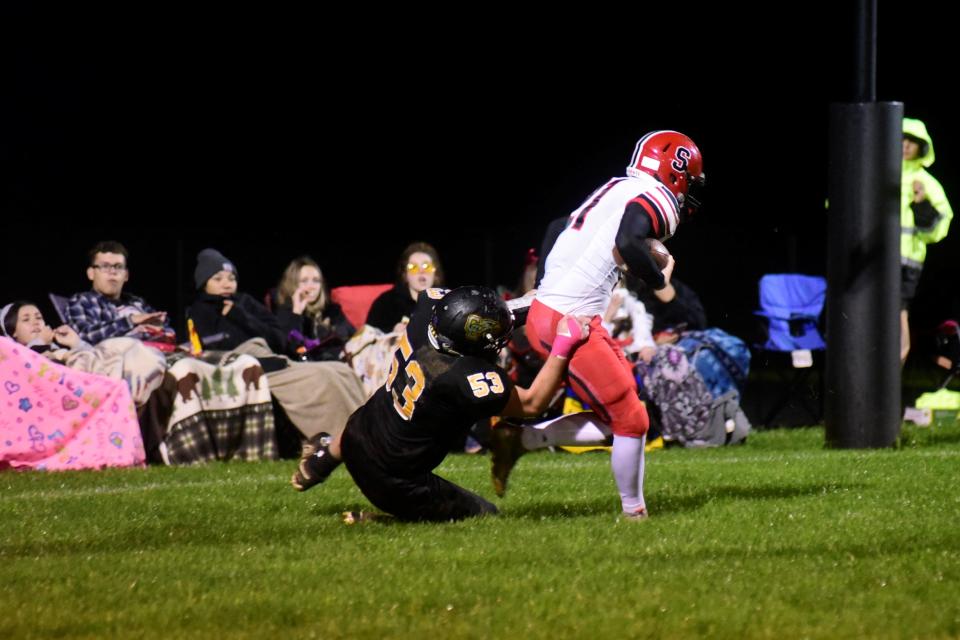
[3,424,960,639]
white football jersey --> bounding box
[537,173,679,316]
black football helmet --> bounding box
[430,286,513,358]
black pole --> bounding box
[825,103,902,448]
[854,0,877,102]
[825,0,902,448]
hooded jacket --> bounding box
[902,117,953,268]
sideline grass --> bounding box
[2,425,960,639]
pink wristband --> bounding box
[551,316,586,359]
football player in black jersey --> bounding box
[291,285,587,522]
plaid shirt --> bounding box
[66,290,172,345]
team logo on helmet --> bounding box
[463,314,501,342]
[671,147,691,172]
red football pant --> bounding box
[526,299,648,437]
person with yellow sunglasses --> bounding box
[366,242,445,334]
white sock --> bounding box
[635,434,647,511]
[612,434,645,514]
[521,412,611,450]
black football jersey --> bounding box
[350,289,514,475]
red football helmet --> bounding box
[626,130,705,216]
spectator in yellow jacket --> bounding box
[901,117,953,363]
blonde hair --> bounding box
[277,256,328,320]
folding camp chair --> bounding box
[751,274,827,426]
[48,292,70,324]
[330,284,393,329]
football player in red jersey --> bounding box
[519,131,705,520]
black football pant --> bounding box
[340,419,498,522]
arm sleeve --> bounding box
[915,176,953,244]
[66,295,134,345]
[186,299,223,339]
[911,201,939,230]
[227,294,287,353]
[615,203,666,290]
[454,363,515,418]
[274,305,304,336]
[136,297,173,333]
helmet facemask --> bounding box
[681,171,706,221]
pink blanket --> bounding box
[0,337,145,471]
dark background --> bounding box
[3,3,958,343]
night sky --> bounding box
[3,3,958,341]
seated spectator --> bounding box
[188,248,366,444]
[366,242,444,334]
[66,241,176,347]
[626,271,706,338]
[3,298,174,463]
[2,300,85,354]
[2,300,166,407]
[602,279,656,362]
[274,256,354,361]
[188,248,286,353]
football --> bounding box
[644,238,671,269]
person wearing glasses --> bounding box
[366,242,445,335]
[66,241,175,346]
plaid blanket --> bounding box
[163,353,275,464]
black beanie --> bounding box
[194,248,237,290]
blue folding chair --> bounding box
[755,274,826,352]
[752,274,827,426]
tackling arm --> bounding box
[500,315,587,417]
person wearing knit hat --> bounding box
[186,250,368,446]
[194,248,238,291]
[189,248,286,352]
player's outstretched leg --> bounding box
[291,432,342,491]
[491,413,612,497]
[490,422,527,498]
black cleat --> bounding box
[291,433,340,492]
[490,423,526,497]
